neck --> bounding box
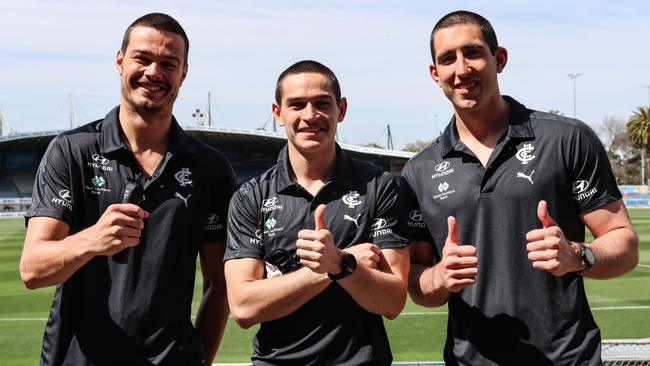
[118,103,172,154]
[286,143,336,193]
[454,96,510,146]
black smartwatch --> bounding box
[576,242,596,274]
[328,252,357,280]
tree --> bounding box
[548,109,565,116]
[402,140,431,153]
[599,116,640,184]
[627,106,650,184]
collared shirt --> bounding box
[225,144,408,366]
[26,106,235,366]
[400,97,621,366]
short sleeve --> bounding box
[224,181,265,260]
[25,136,74,226]
[369,172,409,249]
[202,151,237,242]
[568,122,622,213]
[397,163,434,243]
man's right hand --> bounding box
[82,203,149,256]
[433,216,478,292]
[344,243,381,269]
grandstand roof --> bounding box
[0,126,416,159]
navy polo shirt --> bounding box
[26,106,235,366]
[400,97,621,365]
[225,144,408,365]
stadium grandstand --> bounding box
[0,125,414,216]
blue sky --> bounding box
[1,0,649,149]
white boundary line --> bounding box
[2,305,650,322]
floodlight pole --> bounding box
[567,73,581,118]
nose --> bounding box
[455,56,471,77]
[144,62,163,80]
[303,103,318,121]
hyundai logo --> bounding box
[263,197,279,207]
[434,161,450,172]
[371,218,387,230]
[205,213,219,225]
[58,189,72,202]
[91,154,110,166]
[409,210,423,222]
[572,180,590,194]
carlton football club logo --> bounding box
[174,167,193,187]
[342,191,362,208]
[516,143,536,164]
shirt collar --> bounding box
[100,106,197,155]
[275,143,357,193]
[440,95,535,157]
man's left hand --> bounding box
[296,204,343,274]
[525,200,583,276]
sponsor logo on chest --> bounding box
[431,161,455,179]
[87,153,114,171]
[261,197,283,212]
[85,175,112,195]
[432,181,456,201]
[264,217,284,237]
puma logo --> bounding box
[343,214,361,228]
[516,170,535,185]
[175,192,191,207]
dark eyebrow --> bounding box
[462,43,485,52]
[131,49,182,64]
[285,94,333,104]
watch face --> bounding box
[344,252,357,271]
[585,247,596,266]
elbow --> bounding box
[20,263,42,290]
[228,304,259,329]
[383,288,408,320]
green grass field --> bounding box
[1,210,649,365]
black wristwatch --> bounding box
[576,242,596,274]
[328,252,357,280]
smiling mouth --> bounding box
[298,126,325,134]
[133,79,167,95]
[454,80,479,94]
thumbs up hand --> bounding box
[433,216,478,293]
[296,204,343,274]
[525,200,582,276]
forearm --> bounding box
[584,227,639,279]
[227,266,331,328]
[20,230,94,289]
[338,265,407,319]
[408,263,450,308]
[195,284,229,364]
